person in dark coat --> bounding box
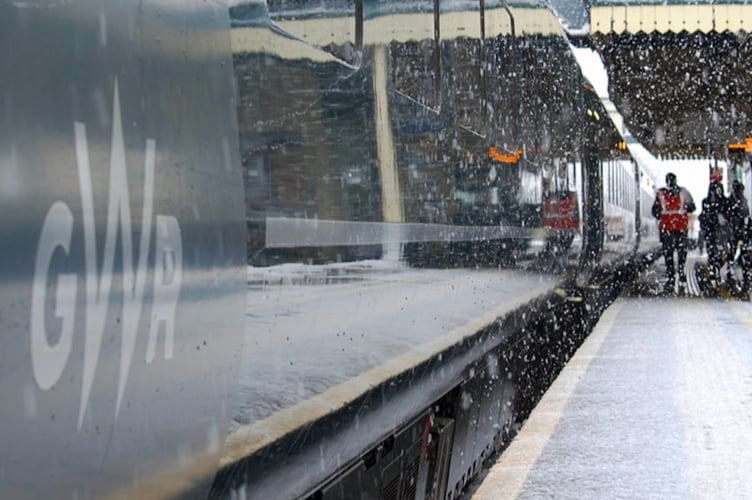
[726,180,751,297]
[726,181,749,252]
[698,180,729,289]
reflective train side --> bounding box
[235,0,588,270]
[0,1,659,499]
[232,0,658,272]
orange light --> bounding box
[488,146,522,164]
[727,139,752,154]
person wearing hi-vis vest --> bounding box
[652,172,696,295]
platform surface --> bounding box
[470,290,752,500]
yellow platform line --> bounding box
[471,301,623,499]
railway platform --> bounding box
[468,251,752,499]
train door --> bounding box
[539,159,580,270]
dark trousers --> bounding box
[730,235,752,292]
[660,230,688,284]
[742,245,752,293]
[706,227,728,282]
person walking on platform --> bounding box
[698,180,729,292]
[653,172,696,295]
[726,180,751,297]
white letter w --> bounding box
[74,79,155,430]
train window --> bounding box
[519,168,542,205]
[629,169,634,212]
[366,0,441,110]
[618,164,623,207]
[618,165,623,207]
[440,4,485,134]
[390,39,441,110]
[453,39,485,134]
[605,162,610,204]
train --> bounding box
[1,1,660,499]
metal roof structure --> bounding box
[587,1,752,160]
[591,0,752,34]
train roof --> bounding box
[230,0,567,59]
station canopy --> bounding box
[588,0,752,159]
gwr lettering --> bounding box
[146,215,183,364]
[31,202,76,391]
[30,81,183,430]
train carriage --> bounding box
[1,1,660,499]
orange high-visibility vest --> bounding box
[656,188,689,232]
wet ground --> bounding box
[625,250,751,301]
[469,251,752,499]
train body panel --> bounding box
[1,3,246,498]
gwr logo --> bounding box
[31,81,183,430]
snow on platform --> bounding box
[470,290,752,499]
